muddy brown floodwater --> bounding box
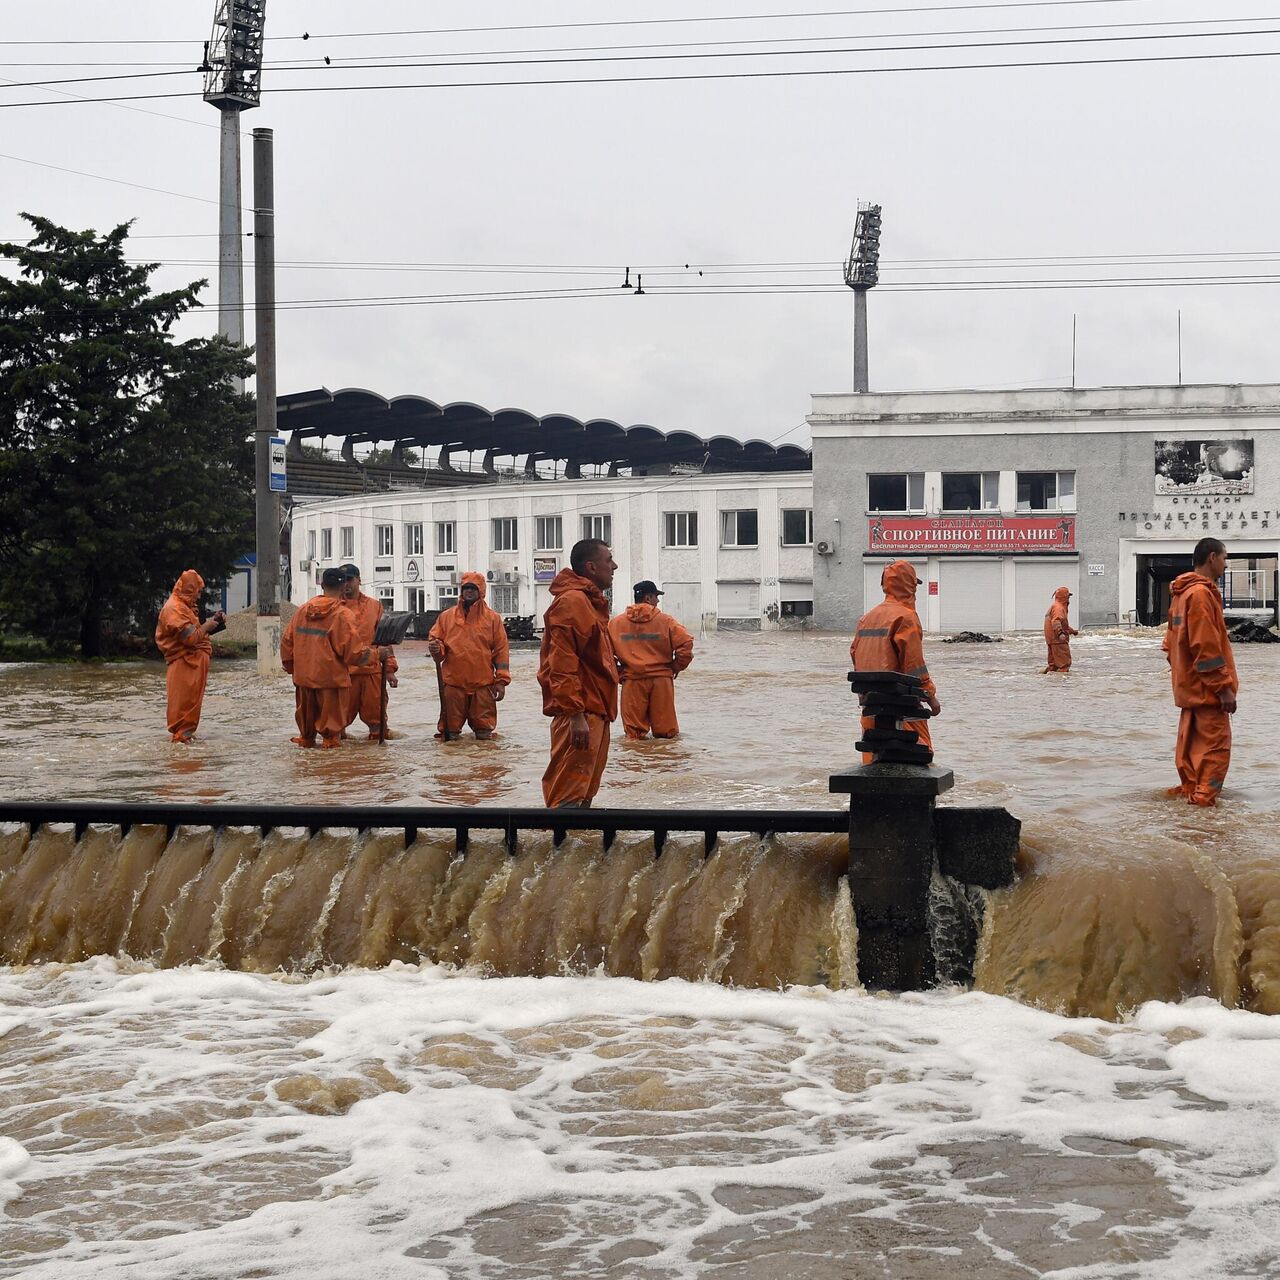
[1,630,1278,1278]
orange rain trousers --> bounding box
[439,686,498,738]
[165,652,210,742]
[1044,641,1072,673]
[542,713,611,808]
[345,670,386,735]
[1173,707,1232,806]
[294,687,346,747]
[859,714,932,765]
[620,676,679,739]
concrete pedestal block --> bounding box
[255,615,282,677]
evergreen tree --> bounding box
[0,214,255,657]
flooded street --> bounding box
[1,631,1278,1277]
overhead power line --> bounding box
[5,23,1280,90]
[0,2,1169,47]
[4,43,1279,108]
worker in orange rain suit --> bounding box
[1162,537,1238,807]
[154,569,225,743]
[427,571,511,739]
[607,579,694,739]
[281,566,386,748]
[538,538,619,808]
[338,564,399,740]
[1042,585,1080,673]
[850,559,942,763]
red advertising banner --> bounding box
[868,515,1076,554]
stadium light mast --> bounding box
[202,1,265,385]
[843,203,882,393]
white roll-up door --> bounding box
[863,560,927,619]
[717,582,759,618]
[939,560,1003,633]
[1014,560,1079,631]
[662,582,701,630]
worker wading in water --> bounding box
[608,579,694,739]
[154,569,225,743]
[281,566,387,748]
[1042,586,1079,673]
[427,571,511,739]
[538,538,619,808]
[851,560,942,762]
[1162,537,1239,807]
[338,564,399,739]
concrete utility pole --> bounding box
[202,1,266,393]
[843,203,882,393]
[252,127,281,673]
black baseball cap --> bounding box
[633,580,663,602]
[321,567,346,588]
[337,563,360,580]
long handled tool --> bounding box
[378,653,388,744]
[433,653,458,741]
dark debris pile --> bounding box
[942,631,1003,644]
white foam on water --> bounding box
[3,961,1280,1278]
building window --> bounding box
[781,599,814,617]
[376,586,394,605]
[867,473,925,512]
[490,584,519,614]
[492,517,519,552]
[320,528,333,559]
[438,585,459,608]
[781,509,813,546]
[1017,471,1076,512]
[942,472,999,512]
[435,522,456,555]
[405,522,424,555]
[536,515,562,550]
[664,511,698,547]
[581,513,611,544]
[407,587,426,612]
[720,509,759,547]
[339,526,355,558]
[375,524,394,557]
[307,530,316,560]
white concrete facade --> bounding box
[289,472,817,632]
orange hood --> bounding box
[460,570,488,601]
[881,560,920,605]
[1171,571,1221,602]
[549,568,606,601]
[624,602,657,624]
[173,569,204,606]
[301,595,344,623]
[1054,587,1072,604]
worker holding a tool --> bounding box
[427,571,511,740]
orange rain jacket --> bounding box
[850,560,937,697]
[1043,587,1078,645]
[428,572,511,693]
[1163,572,1239,708]
[155,569,212,666]
[537,569,619,720]
[341,590,399,678]
[281,595,374,688]
[608,603,694,681]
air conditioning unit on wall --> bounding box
[815,540,834,556]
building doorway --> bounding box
[1136,553,1278,626]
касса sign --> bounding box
[868,515,1076,554]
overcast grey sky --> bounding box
[4,0,1279,444]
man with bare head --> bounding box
[1162,537,1238,806]
[338,564,399,740]
[537,538,619,808]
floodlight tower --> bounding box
[202,1,265,378]
[843,203,882,393]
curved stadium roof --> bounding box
[278,387,811,476]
